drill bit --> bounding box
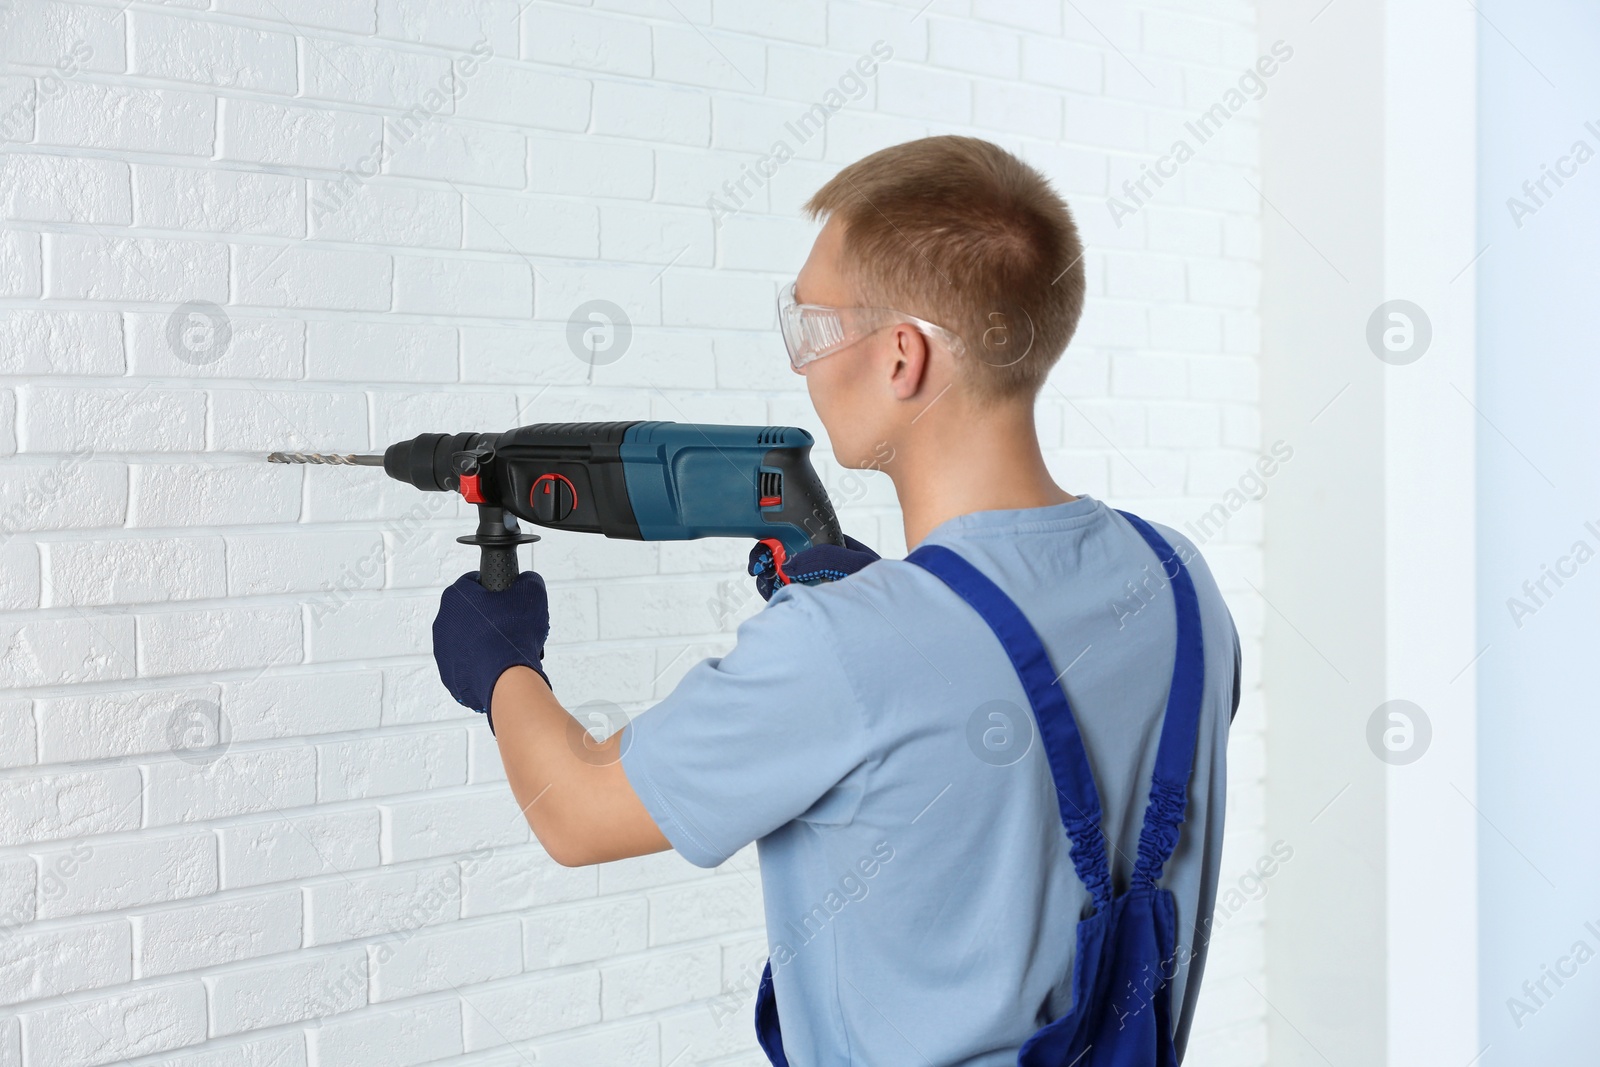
[266,452,385,466]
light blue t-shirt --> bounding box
[621,494,1238,1066]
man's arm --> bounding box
[490,666,671,868]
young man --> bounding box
[432,136,1240,1065]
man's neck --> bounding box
[887,403,1077,549]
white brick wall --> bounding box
[0,1,1266,1064]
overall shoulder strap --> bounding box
[1114,510,1207,886]
[907,543,1113,912]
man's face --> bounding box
[792,217,892,469]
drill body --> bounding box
[381,421,846,590]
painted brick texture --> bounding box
[0,1,1264,1064]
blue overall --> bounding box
[754,510,1205,1067]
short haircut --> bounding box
[804,135,1087,405]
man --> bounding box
[433,135,1240,1065]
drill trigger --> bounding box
[758,537,792,586]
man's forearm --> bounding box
[490,666,672,867]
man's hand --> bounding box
[748,534,881,601]
[432,571,550,730]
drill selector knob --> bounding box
[530,473,579,523]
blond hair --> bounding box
[804,136,1087,404]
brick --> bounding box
[521,8,652,76]
[975,81,1061,139]
[133,889,302,977]
[649,876,763,945]
[128,463,299,527]
[467,720,504,783]
[928,18,1019,76]
[712,213,809,273]
[219,99,384,170]
[384,525,465,591]
[308,179,461,248]
[658,146,762,210]
[461,193,599,259]
[18,980,207,1063]
[1022,36,1103,93]
[0,615,137,688]
[0,75,33,144]
[599,846,713,896]
[382,664,460,726]
[878,65,969,123]
[133,164,304,238]
[523,897,648,968]
[36,684,219,763]
[233,243,391,311]
[459,844,595,917]
[377,0,519,52]
[711,97,826,161]
[16,384,204,453]
[661,270,772,330]
[379,788,529,864]
[205,948,367,1034]
[307,999,462,1065]
[302,39,453,110]
[529,136,652,198]
[3,3,125,72]
[601,944,719,1017]
[456,59,590,130]
[218,809,381,890]
[305,591,435,661]
[0,697,33,766]
[33,831,215,918]
[391,254,532,318]
[0,919,130,1005]
[0,154,131,225]
[145,745,317,825]
[129,11,298,92]
[599,202,714,268]
[516,1019,658,1066]
[214,0,375,33]
[369,916,521,1001]
[303,863,460,945]
[0,310,123,375]
[0,231,41,298]
[37,81,215,155]
[126,311,305,380]
[460,971,601,1050]
[652,25,764,92]
[306,320,456,382]
[530,262,662,327]
[208,388,368,453]
[1,462,126,541]
[384,120,525,188]
[593,80,711,147]
[46,232,228,303]
[225,529,385,598]
[41,535,224,606]
[136,605,301,677]
[0,389,13,458]
[0,854,36,928]
[316,728,466,801]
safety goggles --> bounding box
[777,282,967,372]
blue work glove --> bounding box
[432,570,551,735]
[748,535,881,601]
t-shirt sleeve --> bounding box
[618,585,867,868]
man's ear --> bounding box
[886,323,931,401]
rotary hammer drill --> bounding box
[269,421,846,591]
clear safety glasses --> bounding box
[777,282,967,372]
